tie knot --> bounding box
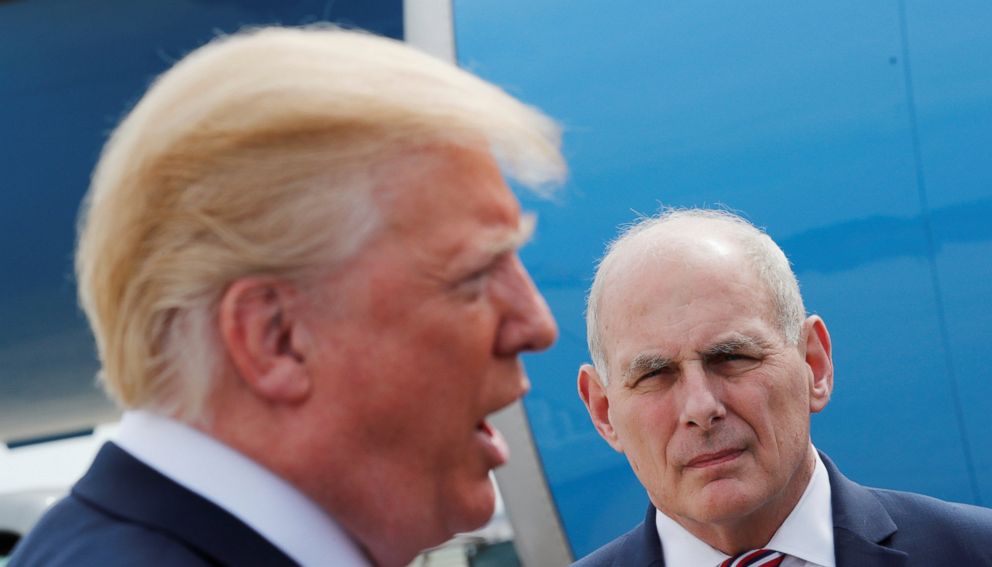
[719,548,785,567]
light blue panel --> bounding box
[456,0,987,557]
[0,0,403,441]
[904,0,992,504]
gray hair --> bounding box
[585,208,805,383]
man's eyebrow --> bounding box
[622,352,674,383]
[701,334,765,357]
[485,212,536,256]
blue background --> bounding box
[453,0,992,558]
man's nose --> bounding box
[679,364,726,430]
[493,256,558,356]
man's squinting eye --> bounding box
[454,267,489,299]
[708,352,761,373]
[454,254,506,299]
[632,364,675,387]
[641,367,670,380]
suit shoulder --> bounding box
[571,526,639,567]
[871,488,992,533]
[9,493,211,566]
[871,489,992,565]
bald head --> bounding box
[586,209,804,383]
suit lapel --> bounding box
[74,442,298,566]
[821,452,907,567]
[616,504,666,567]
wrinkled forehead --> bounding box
[595,229,778,348]
[375,143,519,214]
[367,143,535,262]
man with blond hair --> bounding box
[574,209,992,566]
[11,26,564,567]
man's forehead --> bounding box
[374,144,522,230]
[625,329,767,362]
[606,224,740,278]
[598,254,780,369]
[598,222,773,317]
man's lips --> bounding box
[475,376,527,469]
[685,448,744,469]
[476,419,510,467]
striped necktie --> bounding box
[719,549,785,567]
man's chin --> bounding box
[690,486,767,524]
[657,479,762,524]
[445,480,498,535]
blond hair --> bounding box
[586,209,804,383]
[77,26,565,420]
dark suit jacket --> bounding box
[572,452,992,566]
[8,442,298,566]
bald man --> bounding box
[575,209,992,566]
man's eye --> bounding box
[710,353,760,373]
[455,254,512,298]
[463,269,488,285]
[636,367,672,383]
[454,268,489,299]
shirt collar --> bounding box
[114,410,370,567]
[655,448,835,567]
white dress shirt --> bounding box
[655,448,835,567]
[114,410,370,567]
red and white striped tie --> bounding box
[719,549,785,567]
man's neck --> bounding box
[115,409,372,566]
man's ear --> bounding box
[219,278,312,404]
[803,315,833,414]
[578,364,624,453]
